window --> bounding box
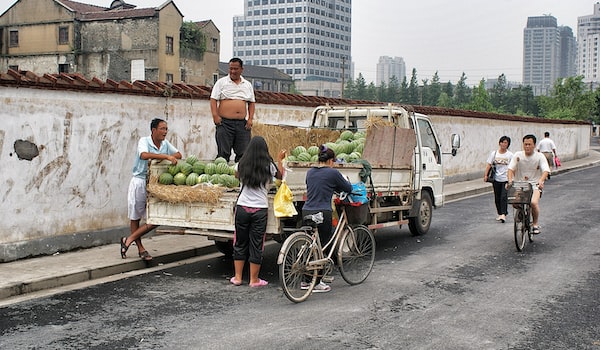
[58,64,69,73]
[58,26,69,45]
[211,38,217,52]
[9,30,18,47]
[166,73,173,83]
[166,36,174,54]
[213,73,219,85]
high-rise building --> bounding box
[232,0,352,97]
[577,3,600,86]
[523,16,561,96]
[376,56,406,86]
[559,26,577,79]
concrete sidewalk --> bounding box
[1,147,599,304]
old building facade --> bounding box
[0,0,183,82]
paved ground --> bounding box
[1,145,599,305]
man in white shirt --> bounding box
[508,134,550,235]
[536,131,557,174]
[210,58,256,163]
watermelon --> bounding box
[291,145,307,157]
[204,162,217,175]
[186,155,198,165]
[214,157,228,165]
[348,152,361,162]
[325,142,338,154]
[286,155,297,162]
[179,162,193,176]
[216,162,230,174]
[192,161,205,174]
[198,174,211,183]
[173,172,187,186]
[355,143,364,153]
[231,177,240,188]
[209,174,221,184]
[337,153,348,162]
[229,165,236,175]
[340,130,354,141]
[354,131,366,139]
[311,154,318,162]
[185,173,199,186]
[158,172,174,185]
[167,164,180,176]
[296,152,312,162]
[307,145,320,156]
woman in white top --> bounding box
[484,136,513,223]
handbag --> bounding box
[554,156,561,167]
[485,151,496,183]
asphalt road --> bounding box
[1,166,599,350]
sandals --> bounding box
[230,277,242,286]
[120,237,129,259]
[532,226,541,235]
[139,250,153,261]
[249,279,269,288]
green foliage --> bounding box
[180,21,206,60]
[341,69,593,121]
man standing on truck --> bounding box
[210,57,256,163]
[120,118,182,261]
[507,134,549,235]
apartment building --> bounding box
[0,0,183,82]
[232,0,352,97]
[376,56,406,86]
[523,15,576,96]
[577,2,600,86]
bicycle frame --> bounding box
[305,206,350,273]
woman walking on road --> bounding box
[484,136,513,223]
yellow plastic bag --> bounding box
[273,180,298,217]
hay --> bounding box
[364,116,396,129]
[147,175,226,204]
[252,123,340,158]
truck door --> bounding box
[415,117,443,206]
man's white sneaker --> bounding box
[312,281,331,293]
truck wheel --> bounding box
[214,241,234,258]
[408,191,432,236]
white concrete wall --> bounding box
[0,86,590,259]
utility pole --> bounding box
[341,56,346,99]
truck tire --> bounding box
[408,191,432,236]
[214,241,234,258]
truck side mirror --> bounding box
[451,134,461,156]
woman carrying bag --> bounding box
[484,136,513,223]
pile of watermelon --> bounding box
[286,130,366,163]
[158,156,240,188]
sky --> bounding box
[0,0,595,85]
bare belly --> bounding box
[218,100,247,119]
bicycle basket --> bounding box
[334,199,369,225]
[507,182,533,204]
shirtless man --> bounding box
[210,57,256,162]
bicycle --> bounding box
[507,181,534,252]
[277,195,376,303]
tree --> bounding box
[538,76,595,120]
[468,79,493,111]
[388,75,401,103]
[180,21,206,60]
[453,72,471,108]
[490,74,508,113]
[427,72,442,107]
[354,73,368,100]
[407,68,419,104]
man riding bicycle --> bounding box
[507,134,550,235]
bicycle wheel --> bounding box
[526,205,534,242]
[513,207,526,252]
[278,232,318,303]
[337,225,375,285]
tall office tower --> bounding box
[232,0,352,97]
[523,16,561,96]
[559,26,577,79]
[376,56,406,86]
[578,3,600,86]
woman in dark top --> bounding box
[302,144,352,292]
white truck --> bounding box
[146,104,460,255]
